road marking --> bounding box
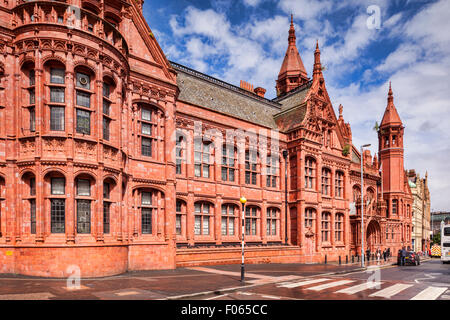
[187,267,272,279]
[415,273,443,284]
[261,295,281,300]
[440,295,450,300]
[369,283,413,298]
[307,280,355,292]
[205,294,228,300]
[237,292,252,296]
[336,281,383,295]
[277,278,330,289]
[410,287,448,300]
[115,291,140,296]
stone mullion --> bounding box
[215,196,222,245]
[261,200,267,244]
[187,192,194,246]
[15,166,22,243]
[96,167,104,242]
[280,151,287,244]
[297,149,304,247]
[316,156,323,251]
[66,163,75,243]
[66,52,74,157]
[117,173,123,242]
[35,162,44,242]
[35,48,43,158]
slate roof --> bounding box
[171,62,282,129]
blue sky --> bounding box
[143,0,450,211]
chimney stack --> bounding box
[240,80,254,92]
[254,87,266,98]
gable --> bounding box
[126,2,176,84]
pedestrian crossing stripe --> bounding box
[277,278,330,289]
[336,282,383,295]
[276,277,448,300]
[307,280,356,292]
[410,287,448,300]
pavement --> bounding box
[0,257,409,300]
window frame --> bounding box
[194,139,212,179]
[221,204,237,236]
[305,157,316,190]
[194,202,212,236]
[221,145,237,183]
[321,212,331,243]
[245,149,258,185]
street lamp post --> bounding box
[361,144,371,268]
[240,197,247,284]
[283,150,289,245]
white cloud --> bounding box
[329,0,450,210]
[243,0,262,7]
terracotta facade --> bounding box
[0,1,413,277]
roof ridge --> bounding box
[170,61,281,109]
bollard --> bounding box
[346,255,349,264]
[339,256,341,265]
[325,255,327,264]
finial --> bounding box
[291,13,294,26]
[339,104,343,118]
[316,39,320,51]
[389,81,393,96]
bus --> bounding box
[442,222,450,263]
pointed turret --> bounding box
[313,40,323,79]
[380,82,402,127]
[276,15,309,96]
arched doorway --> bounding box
[366,220,381,252]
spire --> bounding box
[339,104,343,119]
[276,15,309,96]
[381,82,402,127]
[313,40,322,78]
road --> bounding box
[194,259,450,300]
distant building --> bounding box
[431,212,450,235]
[407,170,431,252]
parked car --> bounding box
[397,250,421,266]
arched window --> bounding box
[321,212,331,242]
[22,172,36,234]
[194,139,212,178]
[266,154,279,188]
[176,134,186,175]
[21,62,36,134]
[335,213,344,242]
[140,105,158,158]
[76,176,94,234]
[305,157,316,189]
[103,178,116,235]
[245,149,258,185]
[176,200,187,236]
[74,68,94,136]
[392,199,398,215]
[222,145,237,182]
[245,206,260,236]
[140,190,157,234]
[46,62,66,132]
[353,185,361,202]
[49,175,66,233]
[335,171,344,198]
[321,168,331,196]
[305,208,316,229]
[102,78,115,141]
[194,202,212,235]
[266,207,280,236]
[221,204,237,236]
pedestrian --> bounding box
[401,247,407,266]
[366,249,371,262]
[383,249,387,262]
[377,250,381,264]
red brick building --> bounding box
[0,1,412,277]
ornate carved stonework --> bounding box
[74,140,96,161]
